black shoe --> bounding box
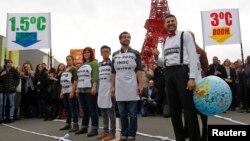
[163,114,170,118]
[48,118,55,121]
[4,119,14,124]
[75,128,88,135]
[116,112,120,117]
[87,129,98,137]
[14,117,21,120]
[50,117,56,121]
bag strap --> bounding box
[180,31,184,64]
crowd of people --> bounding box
[0,14,250,141]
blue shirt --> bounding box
[147,87,152,98]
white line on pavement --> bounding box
[4,114,246,141]
[2,123,71,141]
[214,115,248,125]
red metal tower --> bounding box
[141,0,170,64]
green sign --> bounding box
[9,16,46,31]
[7,13,51,51]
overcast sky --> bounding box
[0,0,249,64]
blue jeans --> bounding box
[78,93,99,130]
[117,101,138,138]
[63,94,78,125]
[3,93,16,120]
[141,101,157,116]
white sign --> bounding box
[201,9,241,46]
[7,13,51,51]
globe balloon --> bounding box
[193,76,232,116]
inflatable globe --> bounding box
[193,76,232,116]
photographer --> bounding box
[140,79,158,117]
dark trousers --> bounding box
[245,86,250,110]
[235,83,243,108]
[62,94,78,125]
[78,93,99,130]
[228,83,237,109]
[20,88,38,118]
[165,65,201,141]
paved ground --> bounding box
[0,111,249,141]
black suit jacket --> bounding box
[206,64,227,79]
[141,87,158,101]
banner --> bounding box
[201,9,241,46]
[7,13,51,50]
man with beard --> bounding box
[153,14,201,141]
[111,31,143,141]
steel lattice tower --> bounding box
[141,0,170,64]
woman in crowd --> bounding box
[55,63,66,119]
[34,64,48,118]
[59,55,79,132]
[75,47,99,137]
[21,64,37,118]
[44,68,57,121]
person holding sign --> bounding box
[153,14,201,141]
[75,47,99,137]
[112,31,143,141]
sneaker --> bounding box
[103,133,115,141]
[87,129,98,137]
[60,125,71,131]
[96,132,108,139]
[75,128,88,135]
[68,125,79,133]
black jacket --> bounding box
[0,67,19,93]
[206,64,227,79]
[141,87,158,102]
